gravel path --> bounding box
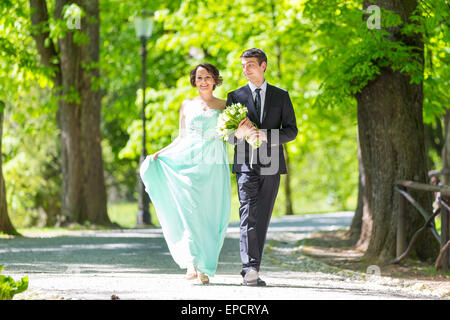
[1,212,448,300]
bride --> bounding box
[140,63,231,284]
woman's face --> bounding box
[195,67,215,93]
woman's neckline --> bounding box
[191,98,224,112]
[202,107,221,112]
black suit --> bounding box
[226,83,298,276]
[226,83,298,175]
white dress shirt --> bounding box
[248,79,267,123]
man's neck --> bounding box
[250,78,265,88]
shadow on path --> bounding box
[0,212,353,276]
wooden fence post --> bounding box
[441,197,449,272]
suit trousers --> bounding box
[236,171,281,277]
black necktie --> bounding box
[254,88,261,123]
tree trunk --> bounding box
[0,102,19,236]
[354,133,372,251]
[440,109,450,268]
[357,67,439,262]
[356,0,440,263]
[349,135,366,245]
[30,0,109,225]
[79,0,109,224]
[56,0,85,222]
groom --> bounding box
[226,48,298,286]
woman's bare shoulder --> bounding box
[182,98,194,106]
[181,98,195,110]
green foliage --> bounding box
[0,266,28,300]
[3,127,62,227]
[421,0,450,123]
[0,1,62,227]
[301,1,429,108]
[300,0,448,175]
[3,0,361,222]
[3,86,61,228]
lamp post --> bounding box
[134,10,154,226]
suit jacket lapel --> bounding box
[261,83,272,125]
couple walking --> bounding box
[140,48,298,285]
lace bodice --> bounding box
[183,101,222,140]
[154,100,224,158]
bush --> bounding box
[0,266,28,300]
[3,109,62,227]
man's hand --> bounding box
[257,130,267,143]
[235,118,255,140]
[235,118,268,143]
[247,129,267,145]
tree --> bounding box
[29,0,109,225]
[0,0,40,234]
[355,0,444,262]
[0,101,19,235]
[301,0,447,262]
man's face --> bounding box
[241,57,266,83]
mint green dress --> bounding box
[139,104,231,277]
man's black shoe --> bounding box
[242,278,267,286]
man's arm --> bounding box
[267,91,298,146]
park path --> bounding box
[1,212,448,300]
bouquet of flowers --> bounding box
[216,102,262,148]
[216,102,262,168]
